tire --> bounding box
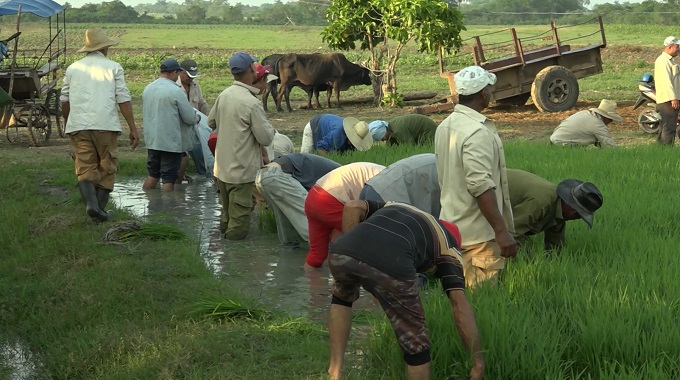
[531,66,579,113]
[45,88,65,138]
[637,105,660,134]
[27,104,51,147]
[496,93,531,106]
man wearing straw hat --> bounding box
[61,27,138,223]
[299,113,373,155]
[435,65,516,288]
[549,99,621,147]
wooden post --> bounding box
[437,44,444,75]
[598,15,606,47]
[8,5,21,98]
[551,21,562,56]
[473,36,485,64]
[511,28,525,65]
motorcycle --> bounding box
[632,73,680,134]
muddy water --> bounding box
[111,178,373,318]
[0,339,40,380]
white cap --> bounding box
[454,66,497,96]
[664,36,680,47]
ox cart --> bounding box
[0,0,65,147]
[417,16,607,114]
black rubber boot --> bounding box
[77,180,108,222]
[95,187,114,220]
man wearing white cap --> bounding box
[299,113,373,155]
[549,99,620,147]
[654,36,680,144]
[435,65,516,288]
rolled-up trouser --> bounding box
[359,184,384,202]
[461,240,504,288]
[304,185,344,267]
[300,122,314,153]
[657,101,679,145]
[69,130,119,190]
[216,179,254,240]
[255,165,310,245]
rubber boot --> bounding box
[77,180,108,222]
[95,187,114,220]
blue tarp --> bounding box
[0,0,63,17]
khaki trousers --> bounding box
[461,241,505,288]
[216,179,254,240]
[69,130,119,190]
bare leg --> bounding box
[162,182,175,192]
[142,176,159,190]
[406,363,431,380]
[328,304,352,380]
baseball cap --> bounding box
[254,63,279,83]
[664,36,680,47]
[180,59,199,78]
[229,52,258,75]
[454,65,497,96]
[160,58,184,73]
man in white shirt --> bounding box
[61,27,138,223]
[435,65,517,288]
[654,36,680,144]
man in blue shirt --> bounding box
[142,58,200,192]
[300,113,373,155]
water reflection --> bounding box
[112,179,372,317]
[0,339,40,380]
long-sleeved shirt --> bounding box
[176,78,211,115]
[507,169,565,250]
[273,153,340,190]
[209,81,275,184]
[654,51,680,104]
[60,51,132,134]
[387,114,438,146]
[435,104,514,246]
[549,110,616,148]
[310,114,353,153]
[142,77,198,153]
[363,153,441,217]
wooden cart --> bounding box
[417,16,607,114]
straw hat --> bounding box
[342,117,373,151]
[78,27,119,53]
[590,99,622,122]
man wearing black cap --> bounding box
[507,169,603,251]
[176,59,212,180]
[142,58,200,192]
[208,51,275,240]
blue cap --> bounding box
[368,120,388,141]
[160,58,184,73]
[229,52,258,74]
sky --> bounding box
[62,0,643,10]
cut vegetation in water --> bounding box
[102,220,187,243]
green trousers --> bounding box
[216,179,254,240]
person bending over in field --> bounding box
[549,99,620,148]
[299,113,373,155]
[368,113,438,146]
[508,169,603,251]
[327,200,484,380]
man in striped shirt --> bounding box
[327,200,484,380]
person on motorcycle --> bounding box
[549,99,621,147]
[654,36,680,145]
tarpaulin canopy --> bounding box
[0,0,64,17]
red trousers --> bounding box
[305,185,344,267]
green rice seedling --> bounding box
[103,220,187,243]
[187,299,272,322]
[257,206,277,233]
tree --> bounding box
[176,3,206,23]
[223,3,244,23]
[322,0,465,106]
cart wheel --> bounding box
[637,105,660,134]
[496,93,531,106]
[26,104,51,147]
[45,88,65,138]
[5,121,20,144]
[531,66,579,113]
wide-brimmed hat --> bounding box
[78,27,119,53]
[342,117,373,151]
[590,99,623,122]
[556,179,603,228]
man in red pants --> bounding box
[304,162,384,269]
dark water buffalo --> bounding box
[261,54,332,112]
[275,52,372,112]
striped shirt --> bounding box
[330,201,465,291]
